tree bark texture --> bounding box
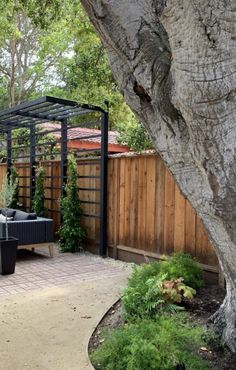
[81,0,236,351]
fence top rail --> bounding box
[108,149,158,159]
[0,151,160,167]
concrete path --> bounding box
[0,250,130,370]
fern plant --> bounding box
[32,165,47,217]
[59,155,85,252]
[122,253,202,320]
[91,314,212,370]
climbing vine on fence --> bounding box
[32,165,47,217]
[59,155,85,252]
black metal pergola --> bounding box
[0,96,108,256]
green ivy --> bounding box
[59,155,85,253]
[32,166,47,217]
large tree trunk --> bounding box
[81,0,236,351]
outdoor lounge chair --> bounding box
[0,209,54,257]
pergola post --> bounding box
[99,111,108,256]
[30,125,36,210]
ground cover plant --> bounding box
[90,253,216,369]
[91,314,213,370]
[122,253,203,320]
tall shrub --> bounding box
[59,155,85,252]
[32,166,47,217]
[9,166,19,209]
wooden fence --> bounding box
[0,153,219,278]
[106,153,218,274]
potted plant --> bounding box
[0,173,18,274]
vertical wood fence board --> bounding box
[95,163,100,243]
[145,157,156,252]
[137,157,147,249]
[90,163,96,240]
[155,157,166,254]
[0,164,6,185]
[130,157,139,248]
[118,158,126,245]
[124,158,131,246]
[53,161,60,231]
[107,158,114,245]
[113,158,120,247]
[164,169,175,254]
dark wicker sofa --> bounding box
[0,209,54,257]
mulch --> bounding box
[89,285,236,370]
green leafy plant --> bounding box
[127,261,161,288]
[32,166,47,217]
[59,155,85,252]
[160,277,196,302]
[0,149,6,162]
[121,262,161,319]
[123,273,196,320]
[158,253,204,289]
[122,253,202,320]
[0,173,18,239]
[90,314,212,370]
[9,166,19,209]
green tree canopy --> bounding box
[0,0,150,151]
[0,0,137,128]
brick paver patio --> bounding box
[0,246,128,297]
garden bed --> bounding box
[89,285,236,370]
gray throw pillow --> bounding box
[14,210,37,221]
[2,209,16,218]
[27,213,37,220]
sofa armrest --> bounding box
[38,218,54,243]
[0,222,5,238]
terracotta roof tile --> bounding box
[40,122,120,145]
